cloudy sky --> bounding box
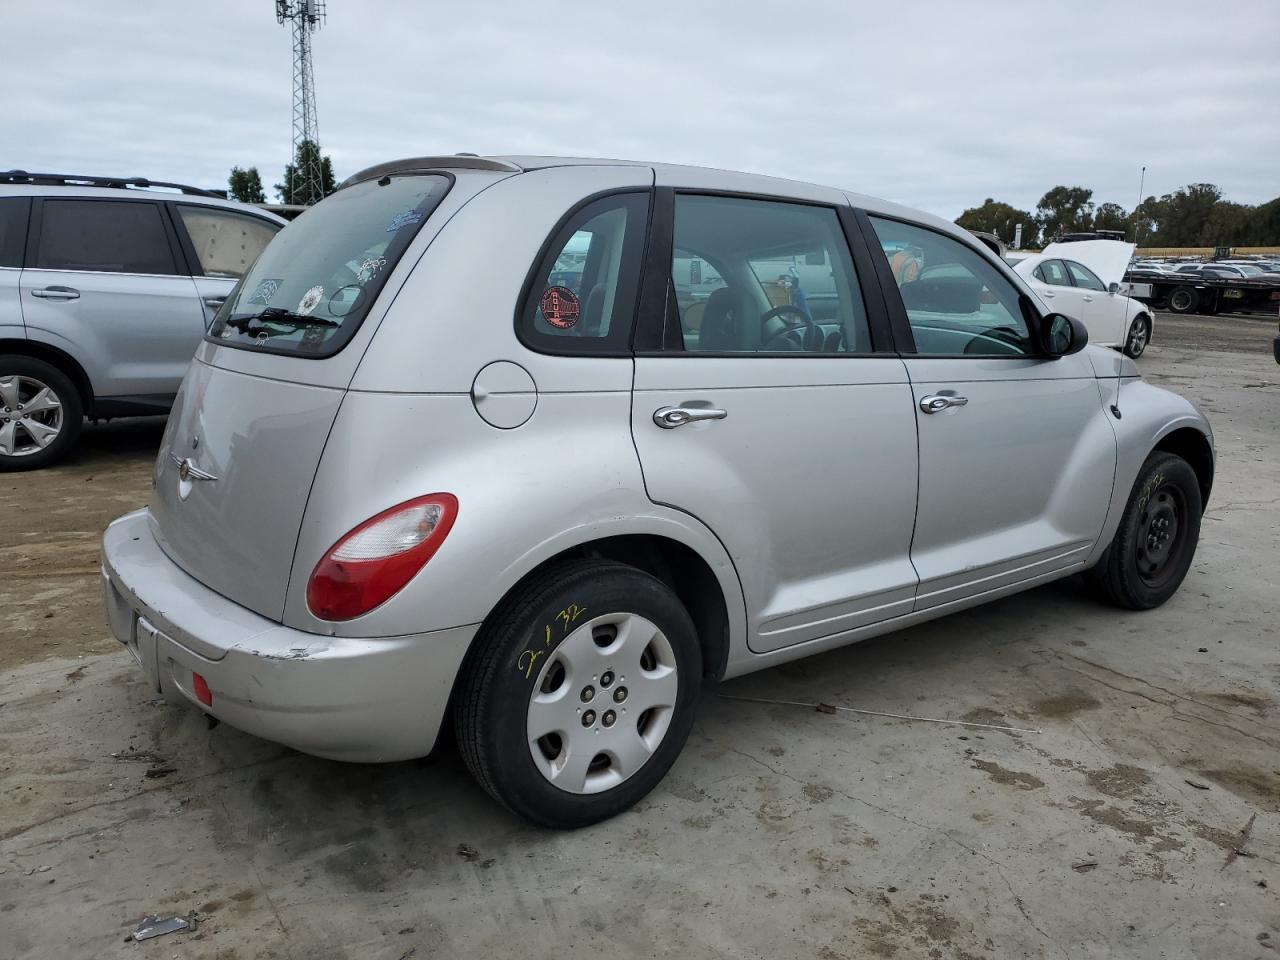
[6,0,1278,219]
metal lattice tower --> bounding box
[275,0,326,204]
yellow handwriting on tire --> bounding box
[1136,472,1164,511]
[516,603,587,679]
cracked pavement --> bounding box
[1,310,1277,959]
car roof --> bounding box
[341,153,969,246]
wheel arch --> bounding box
[0,338,95,415]
[1152,426,1214,508]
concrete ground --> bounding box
[2,312,1277,959]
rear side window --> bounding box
[35,200,176,275]
[670,195,871,354]
[0,198,30,268]
[1033,259,1070,286]
[208,174,450,357]
[177,205,279,279]
[518,193,648,355]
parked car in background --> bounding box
[1012,241,1154,357]
[102,155,1214,828]
[0,171,285,470]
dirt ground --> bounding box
[2,311,1278,959]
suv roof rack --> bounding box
[1,170,225,198]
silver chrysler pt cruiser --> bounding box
[102,155,1213,828]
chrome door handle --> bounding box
[653,405,728,429]
[1082,295,1094,302]
[919,394,969,414]
[31,286,80,300]
[203,296,227,309]
[1041,291,1055,298]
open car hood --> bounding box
[1040,239,1136,287]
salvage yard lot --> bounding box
[2,311,1277,959]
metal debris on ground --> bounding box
[131,914,191,941]
[719,694,1043,734]
[1072,860,1099,873]
[1222,813,1257,871]
[456,843,480,861]
[1185,779,1211,790]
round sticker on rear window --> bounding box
[297,285,324,316]
[540,286,580,330]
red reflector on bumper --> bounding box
[192,672,212,707]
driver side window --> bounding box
[670,195,870,354]
[869,217,1034,357]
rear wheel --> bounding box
[1123,315,1151,358]
[1167,286,1198,314]
[0,356,83,472]
[1086,452,1202,610]
[454,559,702,828]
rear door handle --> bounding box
[30,286,80,300]
[653,405,728,429]
[1082,295,1094,302]
[919,394,969,414]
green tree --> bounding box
[275,139,337,205]
[1092,202,1129,234]
[1150,183,1223,246]
[228,166,266,204]
[1035,186,1095,242]
[955,198,1039,248]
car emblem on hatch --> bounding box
[170,453,217,483]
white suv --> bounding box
[0,171,284,469]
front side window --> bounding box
[671,195,870,354]
[177,205,280,279]
[1065,260,1105,291]
[1034,259,1071,286]
[35,200,176,275]
[518,193,648,354]
[208,173,450,357]
[869,217,1034,356]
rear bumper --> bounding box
[101,509,478,762]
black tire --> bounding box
[1122,315,1151,359]
[1086,452,1202,610]
[0,355,84,472]
[454,559,702,828]
[1167,286,1199,315]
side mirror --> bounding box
[1041,313,1088,357]
[1108,281,1121,295]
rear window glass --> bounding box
[208,174,450,357]
[36,200,176,275]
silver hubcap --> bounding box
[0,375,64,458]
[526,612,678,795]
[1129,320,1148,354]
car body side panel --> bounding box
[0,265,23,335]
[284,390,747,647]
[1084,377,1214,567]
[20,268,205,399]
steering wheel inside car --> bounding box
[760,304,822,352]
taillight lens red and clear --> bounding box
[306,494,458,621]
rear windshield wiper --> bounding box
[224,308,341,337]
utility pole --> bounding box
[1133,165,1146,247]
[276,1,326,205]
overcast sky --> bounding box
[6,0,1278,218]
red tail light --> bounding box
[307,494,458,621]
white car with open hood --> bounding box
[1010,240,1154,358]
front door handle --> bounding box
[919,394,969,414]
[30,286,80,300]
[1082,295,1094,302]
[653,405,728,429]
[203,296,227,309]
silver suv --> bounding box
[0,172,284,469]
[101,156,1213,828]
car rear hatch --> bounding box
[147,163,516,622]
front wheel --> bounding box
[1086,452,1202,610]
[0,356,83,472]
[454,560,702,828]
[1123,315,1151,358]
